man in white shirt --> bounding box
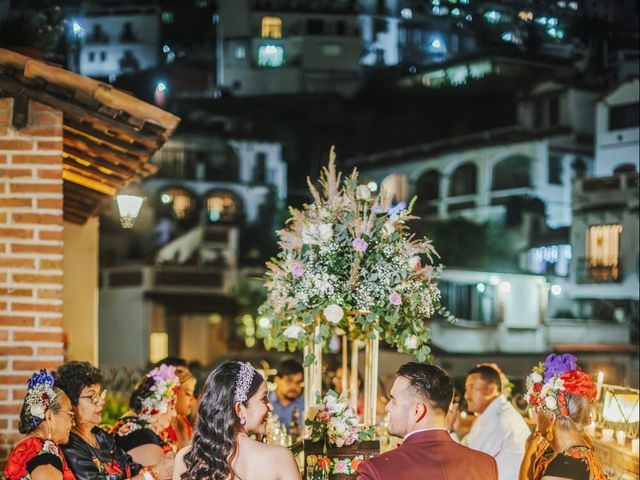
[447,365,531,480]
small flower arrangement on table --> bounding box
[306,390,375,448]
[259,148,451,363]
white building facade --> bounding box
[71,5,160,81]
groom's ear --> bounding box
[412,400,428,423]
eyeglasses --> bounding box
[79,389,107,405]
[60,410,76,421]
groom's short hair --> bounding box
[397,362,454,413]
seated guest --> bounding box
[357,362,497,480]
[269,359,304,432]
[519,354,606,480]
[3,370,75,480]
[162,366,196,451]
[447,364,530,480]
[56,361,173,480]
[111,364,180,466]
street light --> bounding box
[116,194,144,228]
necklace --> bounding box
[73,427,99,448]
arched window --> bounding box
[449,163,477,196]
[158,187,197,220]
[261,16,282,38]
[416,170,440,200]
[491,155,532,191]
[380,173,408,203]
[206,190,242,223]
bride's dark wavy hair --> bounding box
[182,361,262,480]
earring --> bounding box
[240,418,246,425]
[545,425,554,443]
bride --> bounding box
[173,361,300,480]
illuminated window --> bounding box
[588,225,622,266]
[261,16,282,38]
[158,188,196,220]
[206,191,241,223]
[258,44,284,67]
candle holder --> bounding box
[595,384,639,440]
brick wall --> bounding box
[0,97,65,462]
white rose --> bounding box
[318,223,333,243]
[530,372,543,384]
[405,335,418,350]
[540,384,550,396]
[356,185,371,200]
[283,325,304,339]
[30,404,45,419]
[409,256,421,270]
[544,396,558,410]
[323,304,344,324]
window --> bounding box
[254,153,266,183]
[88,51,95,62]
[449,163,477,196]
[416,170,440,200]
[609,103,639,131]
[258,44,284,67]
[534,100,544,128]
[121,22,136,42]
[548,153,563,184]
[492,155,532,190]
[100,51,107,62]
[588,225,622,266]
[549,96,560,125]
[261,16,282,38]
[307,18,324,34]
[206,191,241,223]
[158,188,196,220]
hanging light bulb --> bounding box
[116,194,144,228]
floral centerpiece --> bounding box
[258,149,450,363]
[306,390,375,448]
[305,391,378,479]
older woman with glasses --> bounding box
[55,361,174,480]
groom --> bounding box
[357,363,498,480]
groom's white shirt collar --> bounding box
[403,427,449,441]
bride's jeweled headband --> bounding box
[234,362,256,403]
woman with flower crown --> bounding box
[173,361,301,480]
[519,354,608,480]
[111,364,180,468]
[2,370,75,480]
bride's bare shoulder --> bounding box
[244,439,293,459]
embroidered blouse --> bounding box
[536,445,608,480]
[2,437,75,480]
[62,427,143,480]
[110,416,170,455]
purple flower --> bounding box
[352,238,368,252]
[387,202,407,216]
[543,353,577,382]
[291,262,304,277]
[389,292,402,306]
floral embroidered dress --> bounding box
[161,414,193,451]
[62,427,143,480]
[2,437,75,480]
[110,416,172,455]
[534,445,608,480]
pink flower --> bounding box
[316,411,332,423]
[352,238,368,252]
[389,292,402,306]
[291,262,304,277]
[334,460,348,473]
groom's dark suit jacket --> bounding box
[357,429,498,480]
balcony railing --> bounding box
[576,257,622,283]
